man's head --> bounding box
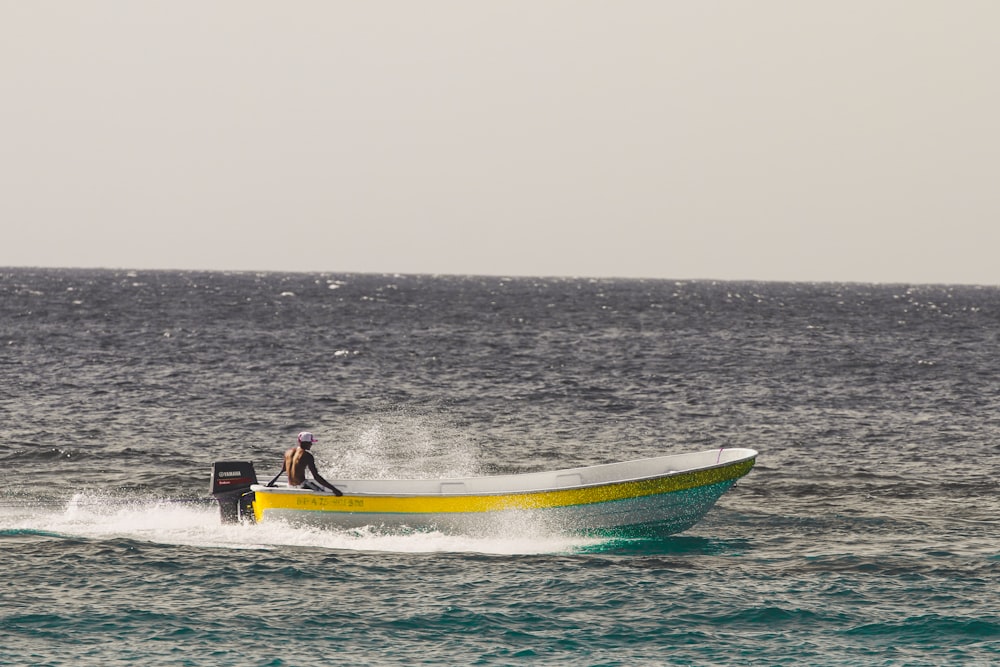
[297,431,317,449]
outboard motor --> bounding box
[210,461,258,523]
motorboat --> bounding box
[210,448,757,537]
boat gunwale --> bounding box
[250,448,758,499]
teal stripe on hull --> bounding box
[263,479,739,537]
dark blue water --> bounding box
[2,269,998,665]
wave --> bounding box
[845,614,1000,643]
[0,527,74,540]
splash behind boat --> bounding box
[210,448,757,537]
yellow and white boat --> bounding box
[210,448,757,537]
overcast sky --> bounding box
[2,2,998,284]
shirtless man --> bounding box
[277,431,342,495]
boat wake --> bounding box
[0,492,608,555]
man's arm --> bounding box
[307,460,343,496]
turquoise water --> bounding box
[5,498,996,666]
[2,270,998,665]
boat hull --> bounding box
[248,448,757,536]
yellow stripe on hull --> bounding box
[252,457,754,523]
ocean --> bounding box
[1,268,997,666]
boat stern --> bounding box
[209,460,258,523]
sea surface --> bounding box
[1,268,998,666]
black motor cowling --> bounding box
[210,460,258,523]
